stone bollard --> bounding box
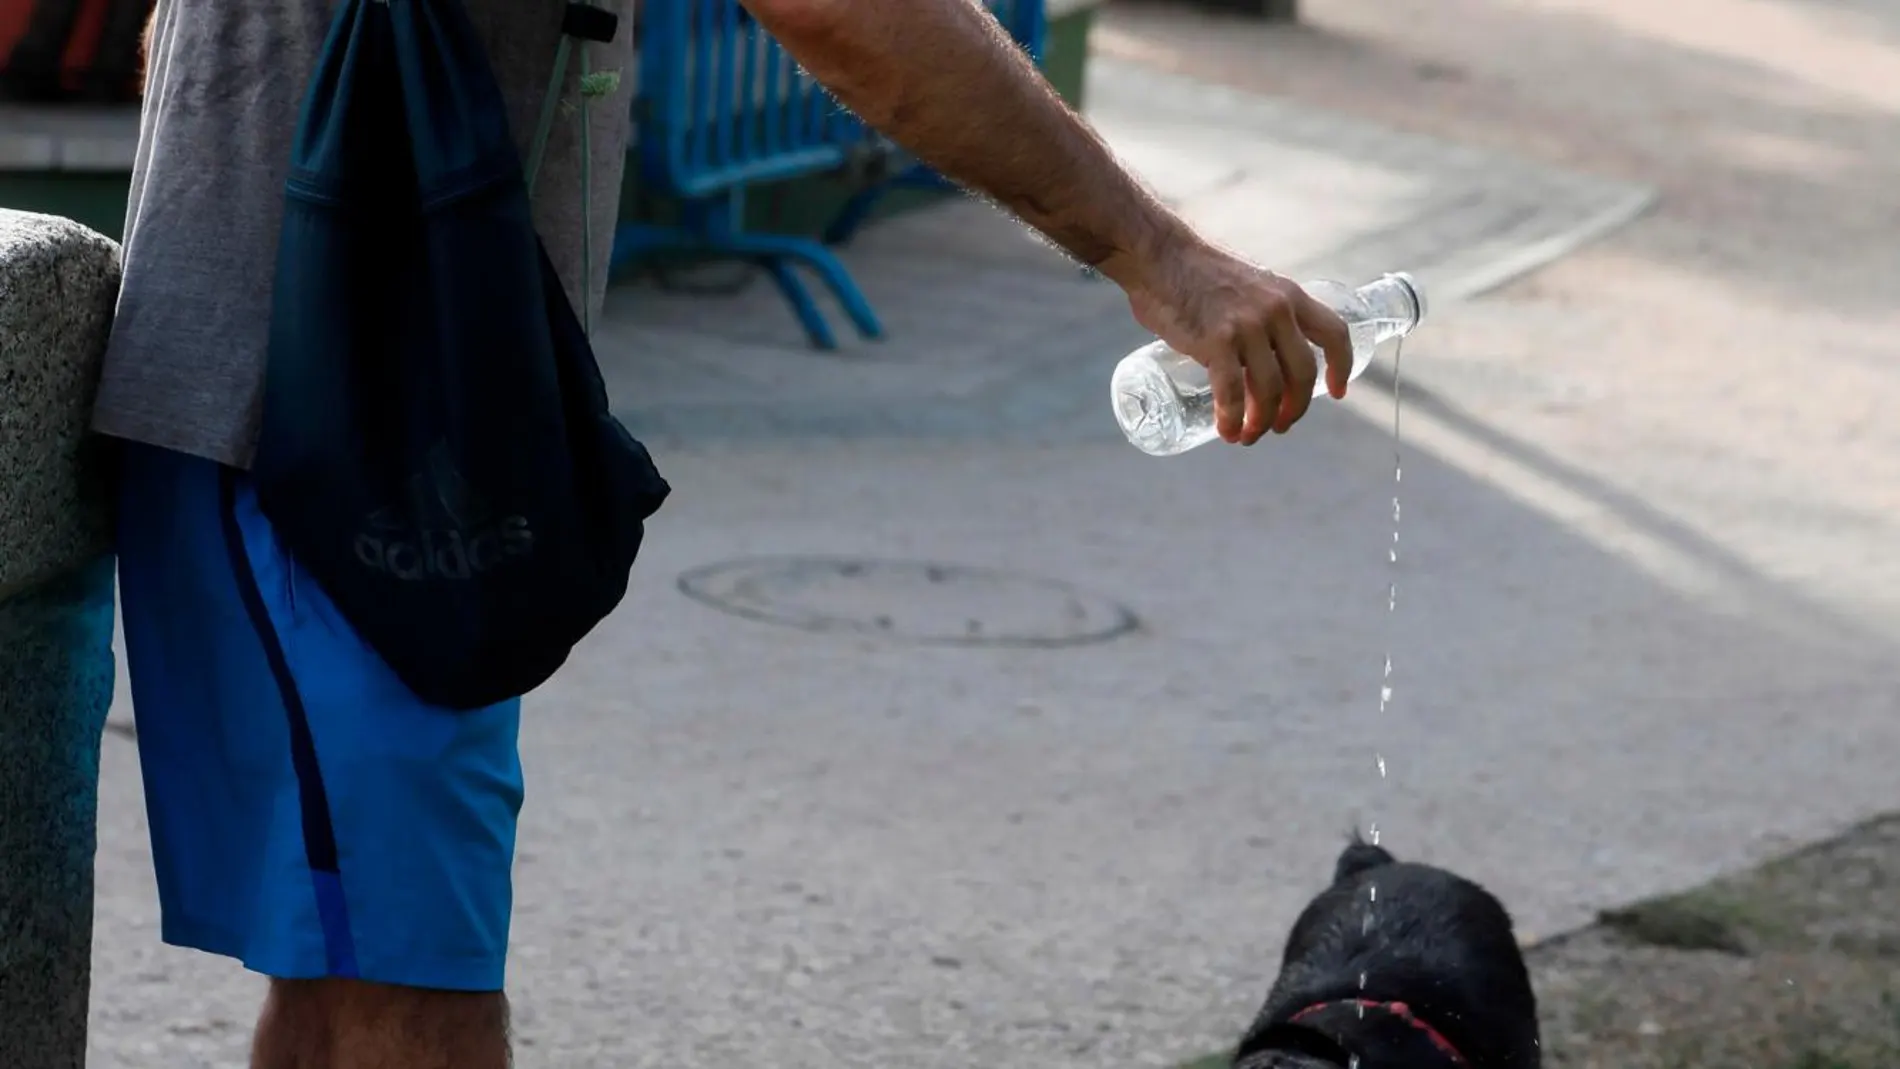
[0,209,122,1069]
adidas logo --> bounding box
[352,442,535,581]
[354,517,533,581]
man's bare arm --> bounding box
[736,0,1185,289]
[738,0,1354,445]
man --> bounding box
[96,0,1353,1066]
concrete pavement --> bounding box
[84,28,1900,1069]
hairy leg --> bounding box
[251,978,509,1069]
[250,980,329,1069]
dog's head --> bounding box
[1229,838,1542,1069]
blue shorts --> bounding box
[115,442,523,991]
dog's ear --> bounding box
[1332,833,1396,885]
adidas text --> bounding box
[354,517,534,580]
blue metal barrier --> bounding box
[612,0,1048,350]
[612,0,881,349]
[822,0,1048,248]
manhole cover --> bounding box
[676,556,1139,647]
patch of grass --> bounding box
[1564,985,1623,1038]
[1598,895,1752,955]
[1663,1046,1872,1069]
[1596,874,1819,956]
[1177,1052,1231,1069]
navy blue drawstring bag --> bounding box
[254,0,670,710]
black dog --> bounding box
[1229,839,1542,1069]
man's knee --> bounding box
[266,977,509,1065]
[277,976,506,1021]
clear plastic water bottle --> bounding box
[1110,272,1427,456]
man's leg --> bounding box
[250,980,330,1069]
[115,441,525,1069]
[252,979,509,1069]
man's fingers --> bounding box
[1268,309,1318,434]
[1239,322,1280,446]
[1206,346,1248,444]
[1295,289,1355,399]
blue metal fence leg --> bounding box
[761,258,839,350]
[794,243,883,340]
[823,185,887,248]
[723,231,883,345]
[628,190,886,348]
[623,0,908,349]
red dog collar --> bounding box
[1287,999,1469,1066]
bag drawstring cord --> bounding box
[526,2,614,339]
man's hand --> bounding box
[1114,232,1355,445]
[741,0,1351,441]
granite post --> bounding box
[0,209,121,1069]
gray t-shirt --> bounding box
[92,0,634,469]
